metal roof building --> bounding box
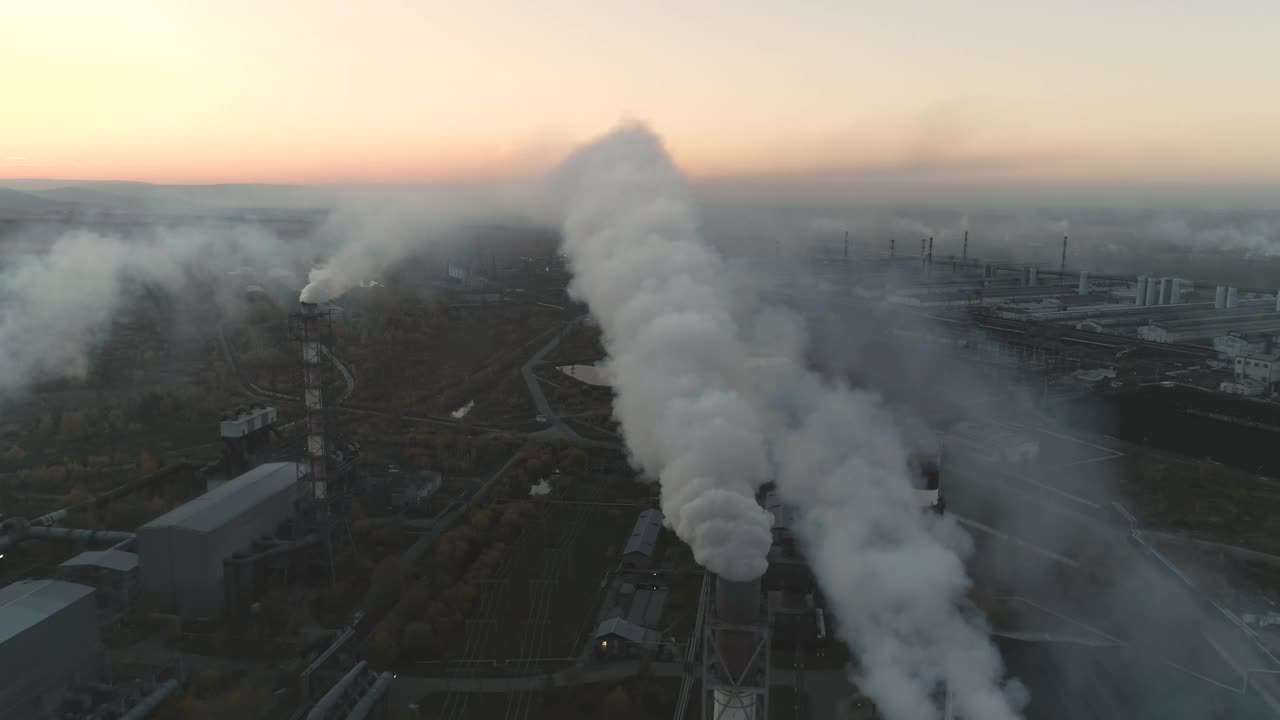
[137,462,302,618]
[60,550,139,573]
[592,617,663,657]
[621,509,663,569]
[0,579,101,718]
[59,550,140,626]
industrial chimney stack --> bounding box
[299,302,328,501]
[704,574,768,719]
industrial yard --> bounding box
[2,212,1280,720]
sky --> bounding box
[3,0,1280,187]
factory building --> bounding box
[0,579,102,719]
[620,508,663,571]
[592,617,665,659]
[219,405,279,478]
[1234,354,1280,387]
[1214,335,1269,358]
[57,550,139,626]
[137,461,303,618]
[623,584,668,628]
[1139,314,1280,345]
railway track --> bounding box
[502,489,597,720]
[436,499,556,720]
[672,572,711,720]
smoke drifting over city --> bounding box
[0,223,289,398]
[556,124,1023,718]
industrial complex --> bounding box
[0,224,1279,720]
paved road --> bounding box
[521,320,587,443]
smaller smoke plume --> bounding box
[299,182,551,304]
[0,223,287,398]
[555,124,774,581]
[771,381,1026,720]
[740,303,1025,719]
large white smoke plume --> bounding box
[555,125,774,582]
[556,124,1023,717]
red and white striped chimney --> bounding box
[300,301,327,500]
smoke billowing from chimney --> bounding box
[557,123,1023,718]
[299,182,551,304]
[555,124,773,582]
[768,380,1026,719]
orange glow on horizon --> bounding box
[3,0,1279,187]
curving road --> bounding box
[521,320,587,443]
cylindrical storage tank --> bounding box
[1136,276,1149,305]
[1275,291,1280,313]
[1170,279,1184,305]
[1145,281,1159,306]
[714,575,762,682]
[983,263,994,279]
[1227,287,1240,309]
[1216,286,1228,309]
[1157,277,1170,305]
[1077,271,1089,295]
[1028,266,1039,286]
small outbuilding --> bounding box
[591,617,663,659]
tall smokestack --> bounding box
[890,238,896,258]
[1077,271,1089,295]
[1215,285,1227,309]
[844,231,849,261]
[920,238,926,268]
[961,230,968,268]
[1059,235,1068,283]
[300,302,328,500]
[714,575,762,679]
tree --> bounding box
[59,410,91,439]
[369,629,401,669]
[600,687,634,719]
[400,622,435,657]
[139,451,159,475]
[364,557,405,617]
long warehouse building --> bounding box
[138,461,302,618]
[0,579,101,719]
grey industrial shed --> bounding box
[137,461,302,618]
[58,550,140,625]
[621,509,663,569]
[0,579,101,718]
